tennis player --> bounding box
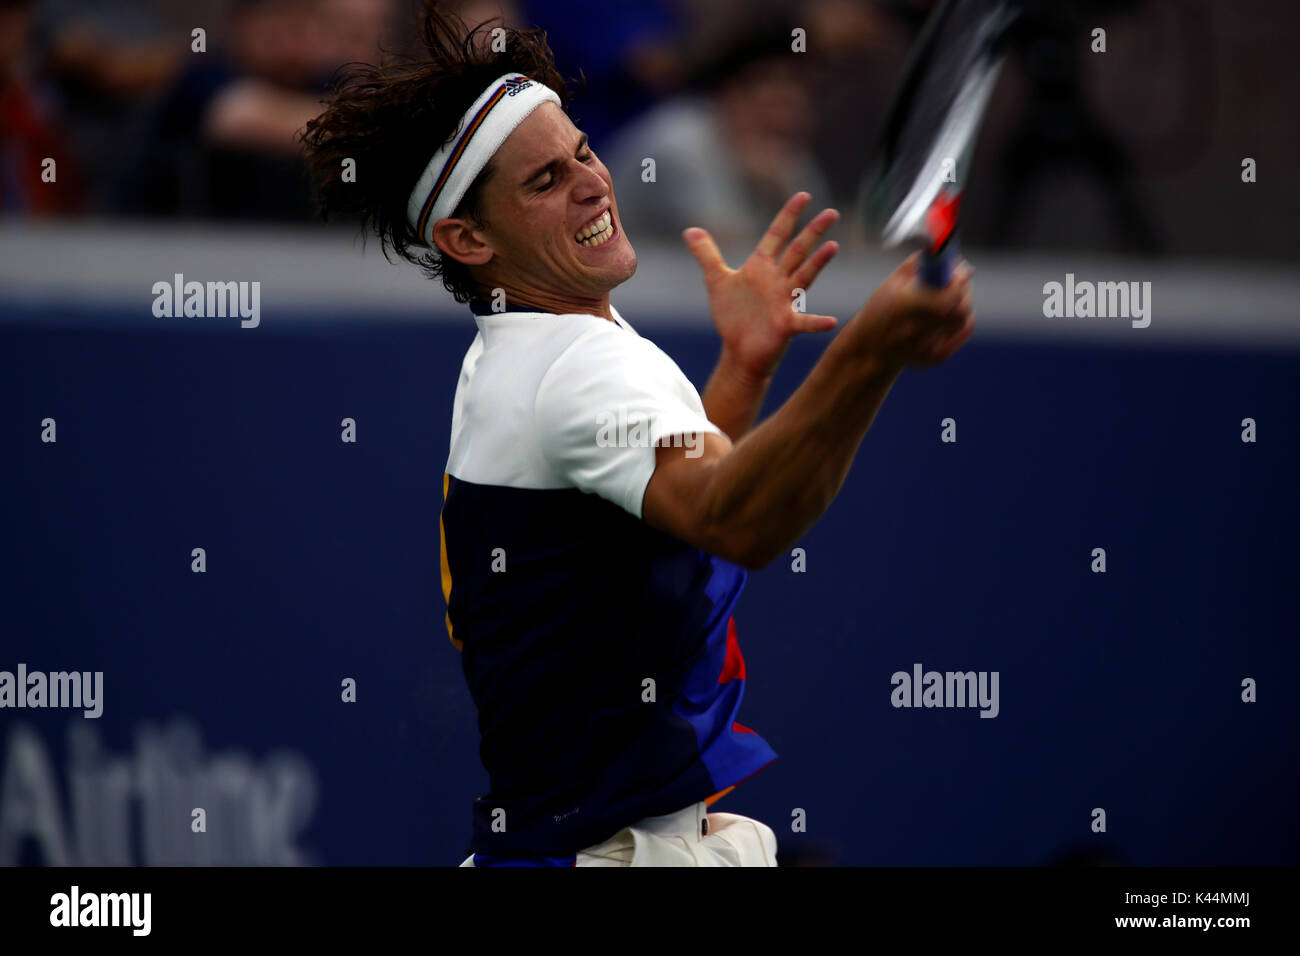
[303,4,974,867]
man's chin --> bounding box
[617,248,638,283]
[591,247,637,290]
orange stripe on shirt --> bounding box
[439,472,462,651]
[705,785,736,807]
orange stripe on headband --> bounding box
[415,83,512,241]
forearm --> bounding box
[699,330,903,566]
[700,347,773,441]
[204,81,321,154]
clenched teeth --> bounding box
[575,210,613,246]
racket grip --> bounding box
[920,235,958,288]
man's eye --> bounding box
[536,153,594,190]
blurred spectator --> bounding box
[520,0,685,145]
[322,0,401,68]
[113,0,393,221]
[988,0,1162,253]
[4,0,1284,260]
[0,0,85,215]
[603,19,833,250]
[800,0,909,226]
[32,0,214,212]
[43,5,190,100]
[423,0,524,57]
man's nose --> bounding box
[571,161,607,201]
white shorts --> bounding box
[459,801,779,867]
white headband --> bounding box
[407,73,561,247]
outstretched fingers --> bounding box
[778,208,840,277]
[756,192,812,259]
[790,239,840,291]
[682,227,728,283]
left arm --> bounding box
[700,347,774,444]
[688,192,841,440]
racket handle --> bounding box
[920,235,958,288]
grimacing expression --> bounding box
[472,102,637,299]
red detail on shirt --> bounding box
[733,721,756,734]
[718,616,746,683]
[926,188,962,252]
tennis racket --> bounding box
[863,0,1023,287]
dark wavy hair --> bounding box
[301,2,575,303]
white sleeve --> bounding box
[534,325,723,519]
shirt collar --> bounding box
[466,298,635,334]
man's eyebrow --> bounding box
[520,134,590,187]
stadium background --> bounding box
[1,0,1296,865]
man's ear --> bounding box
[431,218,494,267]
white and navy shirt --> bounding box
[439,300,777,862]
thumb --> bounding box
[682,227,727,281]
[790,311,838,334]
[896,250,923,283]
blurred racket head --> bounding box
[862,0,1022,259]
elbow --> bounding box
[738,545,783,572]
[694,488,782,571]
[710,526,782,572]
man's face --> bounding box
[472,102,636,302]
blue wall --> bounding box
[3,303,1297,865]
